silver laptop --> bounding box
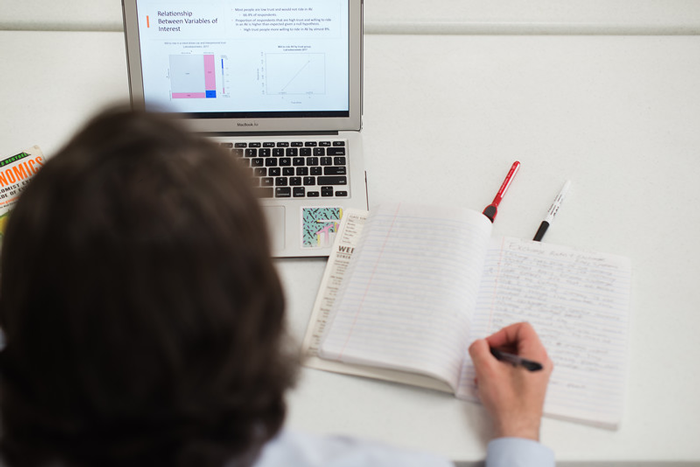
[122,0,368,257]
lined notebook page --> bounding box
[457,237,632,429]
[319,203,493,392]
[303,209,456,395]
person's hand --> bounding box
[468,322,553,441]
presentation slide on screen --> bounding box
[136,0,350,113]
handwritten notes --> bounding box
[305,203,632,428]
[458,237,632,428]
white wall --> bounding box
[2,0,700,34]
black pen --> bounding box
[533,180,571,242]
[490,347,543,372]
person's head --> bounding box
[0,107,297,467]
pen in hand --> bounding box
[490,347,543,372]
[533,180,571,242]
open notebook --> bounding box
[302,204,632,429]
[122,0,368,257]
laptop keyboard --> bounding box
[220,140,348,199]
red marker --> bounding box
[482,161,520,223]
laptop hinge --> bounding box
[202,131,341,138]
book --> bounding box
[301,203,632,429]
[0,146,45,238]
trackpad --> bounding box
[262,206,285,253]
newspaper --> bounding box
[301,208,368,363]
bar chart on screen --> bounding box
[169,53,230,99]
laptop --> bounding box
[121,0,368,257]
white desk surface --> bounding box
[1,31,699,465]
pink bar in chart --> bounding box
[203,54,216,96]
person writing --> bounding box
[469,323,554,465]
[0,107,554,467]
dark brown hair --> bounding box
[0,107,297,467]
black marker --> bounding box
[533,180,571,242]
[490,347,543,372]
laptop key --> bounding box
[307,191,320,197]
[275,177,288,186]
[327,147,345,155]
[332,141,345,146]
[293,187,305,197]
[335,190,348,197]
[321,187,334,196]
[317,176,347,185]
[275,187,291,197]
[324,166,346,175]
[303,176,315,185]
[282,167,294,176]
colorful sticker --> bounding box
[301,207,343,248]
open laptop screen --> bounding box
[123,0,362,132]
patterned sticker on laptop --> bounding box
[301,207,343,248]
